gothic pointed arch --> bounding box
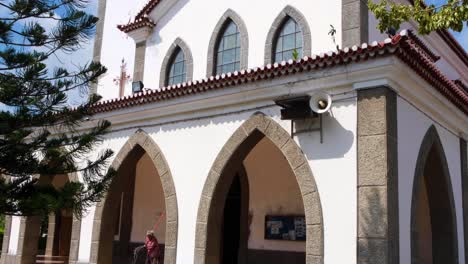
[90,130,178,264]
[194,113,324,264]
[206,9,249,77]
[411,125,458,263]
[159,37,194,88]
[264,5,312,64]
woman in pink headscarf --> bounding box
[145,230,160,264]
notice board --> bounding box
[264,215,306,241]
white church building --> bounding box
[1,0,467,263]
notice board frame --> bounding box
[264,215,306,241]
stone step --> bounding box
[35,255,68,264]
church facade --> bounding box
[1,0,467,264]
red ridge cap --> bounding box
[117,16,155,33]
[454,79,468,93]
[406,29,440,62]
[135,0,162,19]
[116,0,161,33]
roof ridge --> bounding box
[135,0,161,19]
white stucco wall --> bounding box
[243,137,305,252]
[72,96,357,263]
[78,207,95,262]
[397,96,466,263]
[7,216,20,255]
[97,0,342,100]
[131,152,166,243]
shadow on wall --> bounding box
[147,0,191,47]
[104,105,280,140]
[103,103,353,160]
[296,109,354,160]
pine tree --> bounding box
[0,0,115,217]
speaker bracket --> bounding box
[291,115,324,143]
[274,95,324,144]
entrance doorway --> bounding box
[195,114,324,264]
[412,127,458,263]
[99,145,167,264]
[208,130,307,264]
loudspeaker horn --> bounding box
[309,92,332,114]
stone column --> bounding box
[68,217,82,264]
[89,0,108,96]
[17,216,42,264]
[126,27,152,89]
[461,139,468,261]
[357,87,399,264]
[342,0,368,48]
[44,214,56,256]
[133,41,147,83]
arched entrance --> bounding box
[195,113,324,264]
[411,125,458,263]
[90,131,178,264]
[16,174,76,264]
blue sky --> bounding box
[0,0,99,110]
[426,0,468,49]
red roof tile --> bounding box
[117,16,155,33]
[135,0,162,19]
[91,31,468,115]
[117,0,161,32]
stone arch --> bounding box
[206,9,249,77]
[90,130,178,264]
[194,113,324,264]
[410,125,459,263]
[264,5,312,64]
[159,37,194,88]
[15,173,80,264]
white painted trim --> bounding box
[352,79,391,90]
[83,56,466,138]
[127,27,153,43]
[90,57,394,128]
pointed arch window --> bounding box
[274,17,303,62]
[215,20,241,74]
[166,47,186,86]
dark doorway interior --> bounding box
[222,174,242,264]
